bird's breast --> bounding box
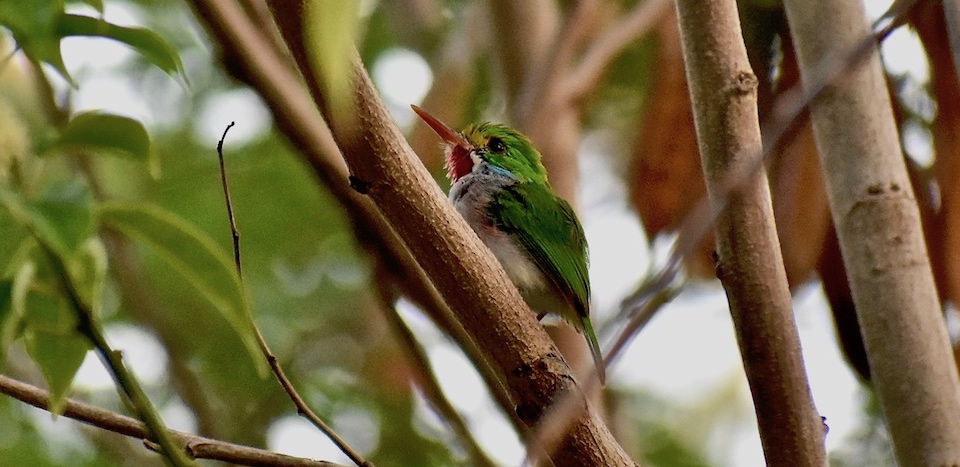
[449,169,550,294]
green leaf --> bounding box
[0,0,75,85]
[11,258,90,415]
[0,184,78,258]
[31,180,95,254]
[52,111,151,162]
[55,13,186,81]
[98,201,267,376]
[24,329,89,416]
[306,0,360,116]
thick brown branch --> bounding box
[0,375,345,467]
[262,1,633,465]
[674,0,826,465]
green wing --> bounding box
[492,183,606,382]
[490,182,591,318]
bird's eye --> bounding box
[488,137,506,153]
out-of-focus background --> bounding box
[0,0,949,465]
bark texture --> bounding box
[673,0,826,465]
[783,0,960,464]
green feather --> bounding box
[491,183,590,314]
[491,182,605,382]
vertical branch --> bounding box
[673,0,826,465]
[486,0,559,117]
[783,0,960,464]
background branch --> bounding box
[562,0,671,104]
[374,282,497,467]
[674,0,825,464]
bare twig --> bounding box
[0,374,346,467]
[215,124,374,467]
[217,121,242,277]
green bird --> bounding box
[412,105,605,384]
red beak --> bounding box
[411,105,471,148]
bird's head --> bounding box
[412,105,548,185]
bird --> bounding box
[412,105,605,384]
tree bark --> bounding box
[263,2,634,465]
[673,1,826,465]
[783,0,960,464]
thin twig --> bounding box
[0,374,346,467]
[217,121,242,278]
[606,0,920,364]
[216,124,375,467]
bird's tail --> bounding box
[581,316,606,385]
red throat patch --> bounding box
[445,145,473,182]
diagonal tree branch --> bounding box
[185,0,486,387]
[0,374,347,467]
[373,281,497,467]
[262,2,633,465]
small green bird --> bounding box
[412,105,605,384]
